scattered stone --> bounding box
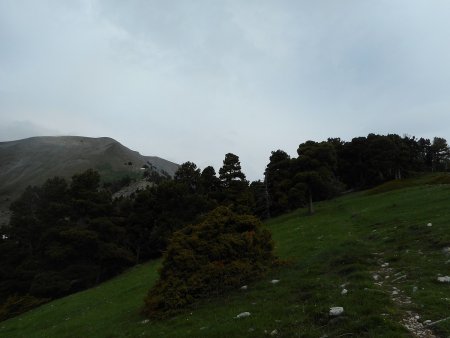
[412,286,418,293]
[392,291,399,295]
[240,285,248,290]
[236,312,251,319]
[372,274,380,281]
[141,319,149,324]
[402,315,435,337]
[381,263,389,268]
[427,223,432,227]
[248,328,255,332]
[437,276,450,283]
[329,307,344,316]
[385,275,390,279]
[341,288,348,295]
[270,279,280,284]
[425,316,450,327]
[200,327,207,330]
[392,274,407,282]
[270,329,278,336]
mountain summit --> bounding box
[0,136,179,224]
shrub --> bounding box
[0,294,49,322]
[29,272,71,298]
[143,206,275,318]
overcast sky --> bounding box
[1,0,450,180]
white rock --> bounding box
[372,274,380,281]
[329,307,344,316]
[392,291,398,295]
[240,285,248,290]
[141,319,149,324]
[427,223,432,227]
[412,286,418,293]
[437,276,450,283]
[424,320,432,325]
[270,279,280,284]
[236,312,251,319]
[270,329,278,336]
[381,263,389,268]
[341,288,348,295]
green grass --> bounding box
[2,176,450,337]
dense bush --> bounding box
[0,294,49,322]
[143,206,276,318]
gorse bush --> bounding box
[143,206,276,318]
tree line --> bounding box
[0,132,448,319]
[263,134,449,216]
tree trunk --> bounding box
[264,180,271,219]
[136,245,141,265]
[96,269,102,284]
[308,190,314,215]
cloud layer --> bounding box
[1,0,450,179]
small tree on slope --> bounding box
[143,206,275,318]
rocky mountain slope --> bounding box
[0,136,179,225]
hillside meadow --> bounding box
[1,175,449,337]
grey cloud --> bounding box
[1,1,450,179]
[0,120,60,141]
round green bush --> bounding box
[143,206,275,318]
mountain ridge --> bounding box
[0,135,179,225]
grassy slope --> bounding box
[1,176,450,337]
